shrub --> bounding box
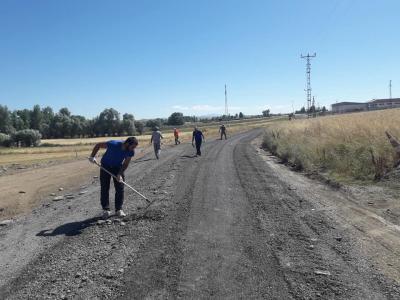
[12,129,42,147]
[262,132,278,155]
[0,133,12,147]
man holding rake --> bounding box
[89,137,138,218]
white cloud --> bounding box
[172,105,189,110]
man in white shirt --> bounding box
[150,126,163,159]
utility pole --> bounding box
[224,84,228,116]
[301,53,316,118]
[389,80,392,99]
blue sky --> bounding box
[0,0,399,119]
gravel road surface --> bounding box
[0,129,399,299]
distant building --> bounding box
[331,102,368,114]
[368,98,400,110]
[331,98,400,114]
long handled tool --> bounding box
[92,160,154,209]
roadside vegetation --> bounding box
[262,109,400,183]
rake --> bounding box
[92,160,155,210]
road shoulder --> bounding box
[252,136,400,286]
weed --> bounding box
[262,109,400,183]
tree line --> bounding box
[0,104,274,147]
[0,105,189,147]
[295,106,327,115]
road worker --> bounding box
[89,137,138,218]
[150,126,163,159]
[192,127,205,156]
[174,128,181,145]
[219,124,227,140]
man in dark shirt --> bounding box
[219,124,227,140]
[192,127,205,156]
[89,137,138,218]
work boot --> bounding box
[116,210,126,217]
[102,210,112,219]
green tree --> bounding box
[30,104,42,130]
[70,115,86,137]
[50,113,72,138]
[99,108,120,136]
[167,112,185,126]
[262,109,270,117]
[145,119,161,129]
[59,107,71,116]
[10,112,24,131]
[0,133,12,147]
[42,106,54,124]
[0,105,13,134]
[295,107,306,114]
[239,112,244,118]
[120,113,136,135]
[16,109,31,129]
[85,118,98,137]
[134,121,144,135]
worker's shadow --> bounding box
[36,217,100,237]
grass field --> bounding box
[262,109,400,183]
[0,117,281,166]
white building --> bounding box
[368,98,400,110]
[331,102,368,114]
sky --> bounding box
[0,0,399,119]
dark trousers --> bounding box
[195,140,202,156]
[220,132,227,140]
[175,137,180,145]
[100,165,124,211]
[153,142,161,159]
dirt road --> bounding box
[1,129,399,299]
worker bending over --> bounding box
[89,137,138,218]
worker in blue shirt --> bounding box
[192,127,205,156]
[89,137,138,218]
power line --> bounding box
[301,53,316,118]
[389,80,392,99]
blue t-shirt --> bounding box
[101,140,134,167]
[193,130,203,142]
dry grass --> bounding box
[0,118,281,166]
[262,109,400,182]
